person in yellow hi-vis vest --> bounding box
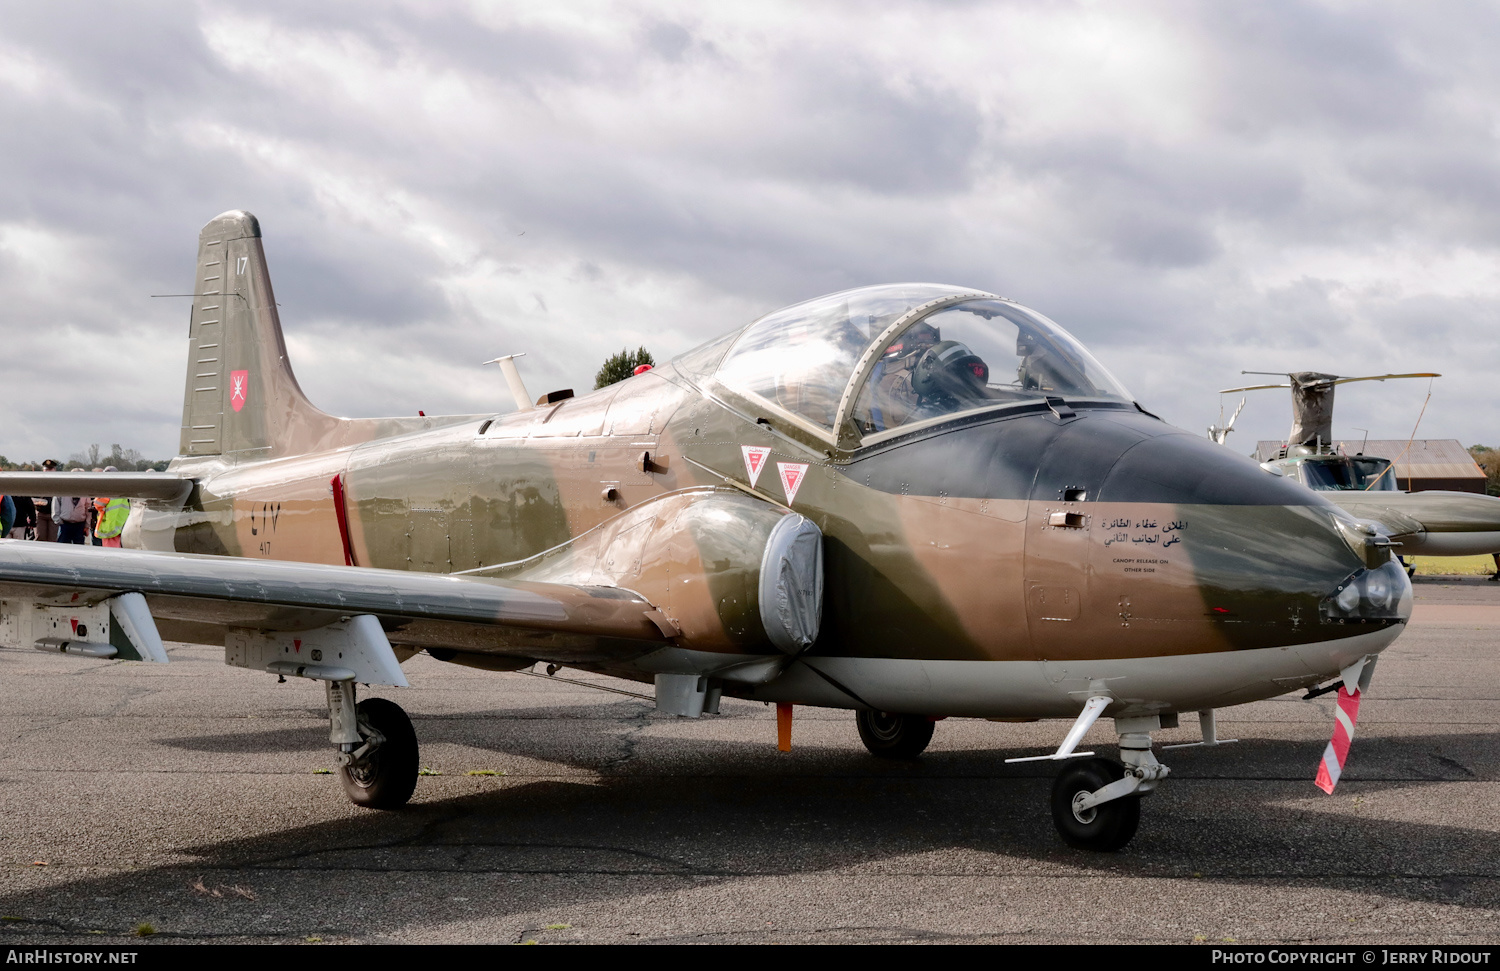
[94,467,129,549]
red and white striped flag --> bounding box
[1314,686,1362,794]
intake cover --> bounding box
[759,513,824,654]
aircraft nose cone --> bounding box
[1090,418,1312,507]
[840,408,1406,683]
[1078,417,1406,655]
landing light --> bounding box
[1322,559,1410,624]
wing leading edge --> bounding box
[0,541,670,662]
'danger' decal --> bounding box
[742,445,771,487]
[230,370,249,413]
[778,462,809,504]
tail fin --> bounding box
[180,210,340,461]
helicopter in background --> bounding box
[1220,371,1500,559]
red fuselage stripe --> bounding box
[331,473,356,567]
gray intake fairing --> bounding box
[758,513,824,654]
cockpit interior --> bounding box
[712,283,1133,446]
[1291,455,1399,492]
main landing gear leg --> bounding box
[326,680,419,809]
[1049,713,1171,852]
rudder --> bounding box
[180,210,339,461]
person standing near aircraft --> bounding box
[32,495,55,542]
[93,467,127,548]
[7,492,35,539]
[51,471,91,544]
[88,468,105,545]
[32,462,58,542]
[0,494,13,539]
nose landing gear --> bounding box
[1013,702,1175,852]
[1051,758,1140,851]
[1049,723,1169,851]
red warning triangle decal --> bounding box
[778,462,809,505]
[742,446,771,487]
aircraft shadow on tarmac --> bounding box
[1,698,1494,939]
[157,694,1498,784]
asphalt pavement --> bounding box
[0,574,1498,945]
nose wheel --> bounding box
[1008,703,1176,852]
[1050,757,1141,851]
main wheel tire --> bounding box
[856,710,935,759]
[1050,757,1140,852]
[340,698,419,809]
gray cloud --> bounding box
[1,0,1498,465]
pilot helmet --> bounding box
[911,340,989,399]
[883,322,941,360]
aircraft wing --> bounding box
[0,471,190,500]
[0,541,670,672]
[1326,491,1500,556]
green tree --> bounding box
[63,444,167,471]
[1470,445,1500,497]
[594,346,655,389]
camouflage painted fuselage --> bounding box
[155,365,1400,718]
[108,208,1405,721]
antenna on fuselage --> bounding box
[483,353,535,412]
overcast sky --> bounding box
[2,1,1497,463]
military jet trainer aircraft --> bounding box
[1223,371,1500,558]
[0,212,1412,852]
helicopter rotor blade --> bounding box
[1219,383,1291,394]
[1225,371,1440,394]
[1225,397,1246,430]
[1329,372,1441,386]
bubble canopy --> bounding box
[713,284,1134,446]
